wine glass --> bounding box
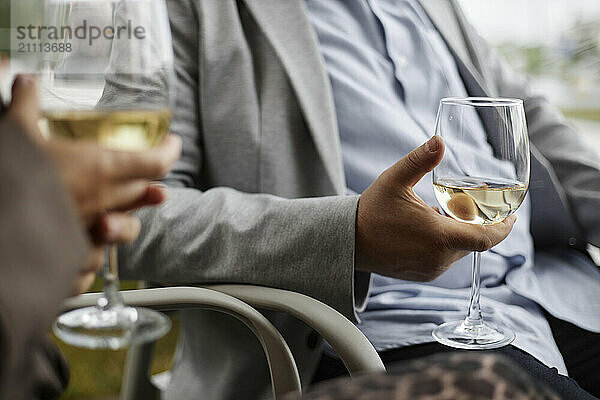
[11,0,175,349]
[432,97,530,350]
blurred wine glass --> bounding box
[11,0,176,349]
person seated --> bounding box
[0,75,180,400]
[119,1,600,399]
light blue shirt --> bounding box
[305,0,600,375]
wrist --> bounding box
[354,195,372,273]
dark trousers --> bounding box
[313,313,600,400]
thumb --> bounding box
[6,75,43,141]
[7,75,39,123]
[389,135,445,187]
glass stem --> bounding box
[100,245,125,310]
[464,251,483,327]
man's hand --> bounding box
[6,75,182,294]
[355,135,516,282]
[44,136,180,223]
[6,75,181,224]
[72,213,142,295]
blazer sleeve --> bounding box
[118,0,367,321]
[457,11,600,249]
[0,118,88,399]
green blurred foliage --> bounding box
[498,19,600,82]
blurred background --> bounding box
[23,1,594,399]
[460,0,600,150]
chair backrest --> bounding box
[63,287,302,400]
[118,285,386,399]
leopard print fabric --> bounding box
[287,353,560,400]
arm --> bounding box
[118,0,364,320]
[459,11,600,247]
[0,117,88,399]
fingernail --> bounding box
[150,182,166,188]
[427,136,440,153]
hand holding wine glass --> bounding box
[6,74,181,296]
[7,75,181,222]
[356,135,517,282]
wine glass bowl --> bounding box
[433,176,527,225]
[432,97,530,350]
[18,0,176,349]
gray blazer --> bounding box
[120,1,600,399]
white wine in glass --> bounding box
[16,0,176,349]
[432,97,530,350]
[433,177,527,225]
[43,109,172,151]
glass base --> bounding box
[53,305,171,350]
[432,319,515,350]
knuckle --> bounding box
[474,235,493,252]
[148,159,165,178]
[405,151,422,172]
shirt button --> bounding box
[568,237,577,246]
[397,55,408,68]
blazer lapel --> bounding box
[418,0,490,94]
[242,0,345,192]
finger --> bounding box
[106,134,182,181]
[83,245,105,273]
[444,214,517,252]
[114,183,168,212]
[9,75,37,116]
[7,75,42,138]
[387,135,445,187]
[97,180,149,212]
[73,272,98,296]
[481,214,518,247]
[73,245,105,295]
[97,213,142,244]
